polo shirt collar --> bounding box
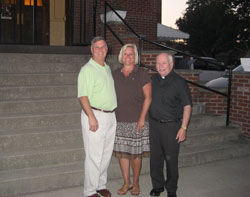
[120,65,139,73]
[90,58,108,69]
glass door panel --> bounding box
[0,0,17,43]
[0,0,48,44]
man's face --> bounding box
[91,40,108,63]
[156,54,173,77]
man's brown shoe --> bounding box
[97,189,112,197]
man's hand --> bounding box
[79,97,99,132]
[176,128,186,143]
[88,115,98,132]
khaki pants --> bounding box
[81,110,116,197]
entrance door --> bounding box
[0,0,49,44]
[66,0,94,46]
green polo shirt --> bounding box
[77,58,117,110]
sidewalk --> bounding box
[18,156,250,197]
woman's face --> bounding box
[122,47,135,66]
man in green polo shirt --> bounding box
[78,36,117,197]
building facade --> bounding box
[0,0,161,49]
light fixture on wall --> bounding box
[24,0,43,6]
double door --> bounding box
[0,0,49,44]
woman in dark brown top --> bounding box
[112,44,152,195]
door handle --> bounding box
[17,13,19,24]
[16,13,24,25]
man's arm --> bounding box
[79,96,98,132]
[176,105,192,143]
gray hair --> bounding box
[157,53,173,64]
[118,44,139,64]
[168,54,173,63]
[91,36,107,48]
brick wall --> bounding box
[96,0,161,53]
[176,71,250,138]
[174,71,228,115]
[230,73,250,138]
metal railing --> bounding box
[102,1,232,126]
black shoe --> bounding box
[150,187,164,196]
[168,193,177,197]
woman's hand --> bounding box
[137,118,145,132]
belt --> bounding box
[91,106,115,113]
[150,116,181,123]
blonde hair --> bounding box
[118,44,139,64]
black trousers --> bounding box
[149,117,180,194]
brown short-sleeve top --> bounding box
[112,65,151,122]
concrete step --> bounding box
[0,113,222,133]
[0,53,120,73]
[1,138,250,197]
[0,124,239,174]
[0,98,203,115]
[0,125,82,152]
[0,62,83,74]
[0,112,80,131]
[179,139,250,167]
[188,114,226,129]
[183,125,241,147]
[192,102,205,115]
[0,73,78,86]
[1,125,240,171]
[0,144,83,171]
[0,45,91,54]
[0,53,90,64]
[0,123,239,154]
[0,162,84,197]
[109,139,250,179]
[0,85,76,101]
[0,98,81,115]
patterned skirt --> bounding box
[113,122,150,159]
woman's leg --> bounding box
[118,158,132,194]
[119,158,131,185]
[131,157,142,195]
[131,157,142,185]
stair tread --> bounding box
[0,143,83,157]
[0,111,80,119]
[0,162,83,182]
[0,97,78,104]
[0,124,81,136]
[0,72,78,76]
[190,113,226,119]
[180,139,250,155]
[0,84,76,88]
[0,112,222,119]
[1,140,249,182]
[187,125,241,136]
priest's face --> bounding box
[156,53,174,77]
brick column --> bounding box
[230,72,250,138]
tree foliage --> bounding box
[176,0,250,63]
